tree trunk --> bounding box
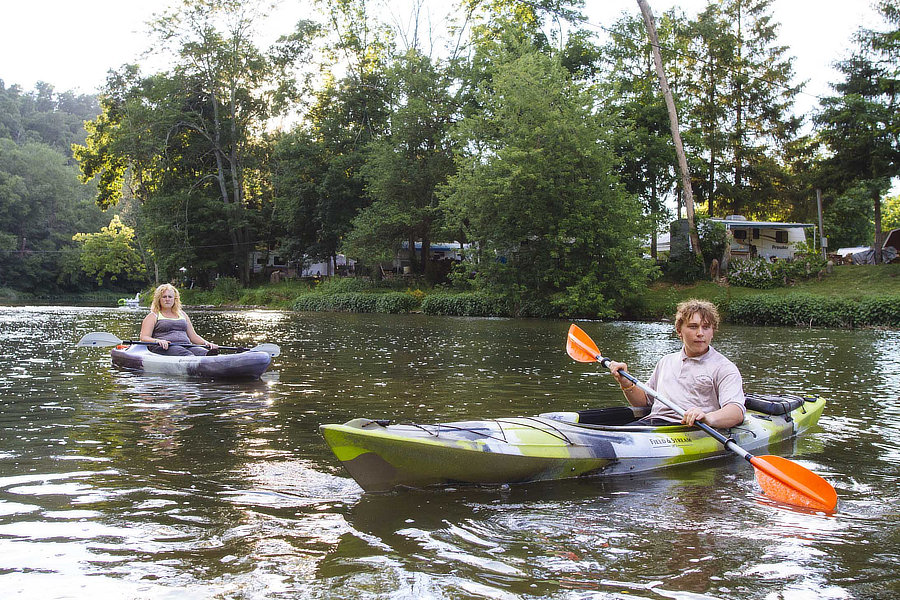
[637,0,703,260]
[873,184,883,264]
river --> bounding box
[0,306,897,599]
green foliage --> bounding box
[725,294,855,327]
[725,293,900,328]
[0,81,99,158]
[290,279,420,314]
[815,3,900,253]
[728,254,828,289]
[314,277,380,294]
[442,28,652,316]
[375,292,419,314]
[822,182,876,248]
[343,49,457,274]
[0,138,107,292]
[212,277,243,300]
[273,8,390,265]
[664,253,706,285]
[681,0,804,218]
[293,293,378,313]
[727,258,780,289]
[72,216,147,286]
[698,220,728,267]
[882,193,900,231]
[856,295,900,327]
[549,272,620,319]
[421,293,510,317]
[75,1,320,285]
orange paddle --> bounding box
[566,323,837,512]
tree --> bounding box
[72,216,147,286]
[600,11,683,259]
[816,32,900,262]
[442,27,651,317]
[75,0,318,285]
[343,49,458,275]
[637,0,702,261]
[884,193,900,231]
[273,0,391,267]
[0,139,105,292]
[682,0,803,220]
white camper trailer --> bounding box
[710,215,814,261]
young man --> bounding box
[608,299,745,428]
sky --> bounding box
[0,0,885,118]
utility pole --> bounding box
[816,188,827,258]
[636,0,703,261]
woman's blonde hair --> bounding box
[150,284,183,315]
[674,298,720,333]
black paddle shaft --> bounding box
[121,340,250,352]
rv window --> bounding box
[733,230,747,240]
[752,228,760,239]
[775,231,788,244]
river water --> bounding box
[0,306,897,599]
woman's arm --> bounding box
[139,313,168,349]
[183,313,218,350]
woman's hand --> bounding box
[156,339,169,350]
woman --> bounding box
[140,284,219,356]
[607,299,745,428]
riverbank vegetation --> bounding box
[1,0,898,319]
[161,262,900,328]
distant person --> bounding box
[140,284,219,356]
[607,299,745,428]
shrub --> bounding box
[727,257,779,289]
[775,253,827,281]
[727,254,828,289]
[212,277,242,299]
[421,293,510,317]
[293,293,378,313]
[856,296,900,327]
[375,292,420,314]
[723,293,893,328]
[314,277,378,294]
[663,253,706,284]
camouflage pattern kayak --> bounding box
[110,343,271,380]
[320,394,826,492]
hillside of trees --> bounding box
[2,0,898,314]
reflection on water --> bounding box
[0,306,897,599]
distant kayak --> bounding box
[110,343,271,380]
[320,394,826,492]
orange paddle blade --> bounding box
[750,455,837,512]
[566,324,601,363]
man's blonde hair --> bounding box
[674,299,720,333]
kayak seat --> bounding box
[744,393,815,415]
[573,406,651,425]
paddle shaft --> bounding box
[119,340,250,352]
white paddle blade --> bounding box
[76,332,124,347]
[252,343,281,357]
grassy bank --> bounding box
[629,263,900,327]
[121,263,900,329]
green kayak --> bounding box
[320,394,826,492]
